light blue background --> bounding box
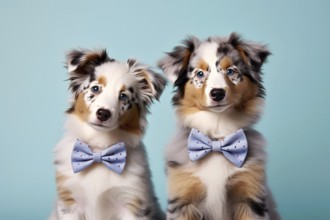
[1,0,329,219]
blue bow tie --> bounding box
[188,128,248,167]
[71,139,126,174]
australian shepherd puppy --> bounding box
[158,33,280,220]
[50,49,166,220]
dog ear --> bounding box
[66,49,112,96]
[228,32,271,82]
[127,59,167,105]
[158,36,200,84]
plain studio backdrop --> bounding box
[1,0,329,219]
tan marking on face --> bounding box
[177,81,207,116]
[168,167,206,219]
[56,173,75,206]
[226,162,265,219]
[120,85,126,92]
[237,45,249,65]
[197,59,209,71]
[220,56,233,70]
[225,75,261,115]
[73,93,90,121]
[98,76,107,87]
[119,104,141,135]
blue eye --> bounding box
[227,68,234,76]
[91,85,100,93]
[196,71,204,78]
[119,93,128,100]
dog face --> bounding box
[158,33,270,118]
[66,49,166,134]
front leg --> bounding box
[49,199,84,220]
[166,166,206,220]
[99,186,165,220]
[226,162,270,220]
[51,173,85,220]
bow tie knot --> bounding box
[71,139,126,174]
[188,128,248,167]
[211,140,222,151]
[93,152,102,163]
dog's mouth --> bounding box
[207,104,231,112]
[88,122,112,130]
[209,104,226,108]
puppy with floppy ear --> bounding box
[49,49,166,220]
[158,33,280,220]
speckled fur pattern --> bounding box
[158,33,281,220]
[49,49,166,220]
[188,70,209,88]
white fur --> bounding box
[194,154,237,219]
[178,108,256,138]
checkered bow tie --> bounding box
[188,128,248,167]
[71,139,126,174]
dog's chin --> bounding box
[88,122,117,132]
[207,104,231,113]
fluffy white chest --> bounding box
[194,154,237,218]
[71,165,134,206]
[54,137,143,218]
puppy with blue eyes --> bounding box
[158,33,280,220]
[49,49,166,220]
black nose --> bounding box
[96,108,111,122]
[210,88,226,102]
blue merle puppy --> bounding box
[158,33,280,220]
